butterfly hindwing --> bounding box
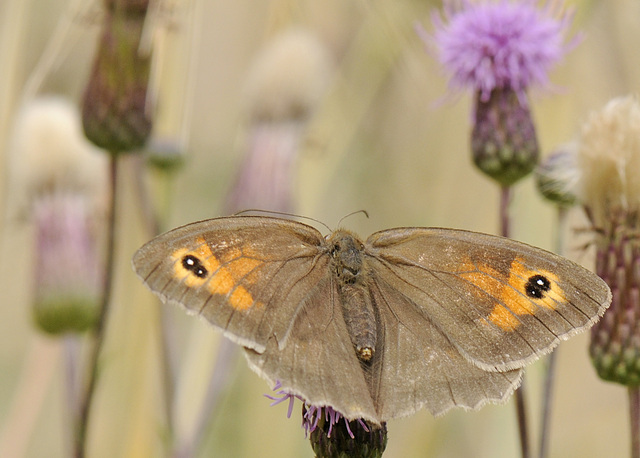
[367,277,523,419]
[244,275,379,422]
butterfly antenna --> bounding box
[337,210,369,227]
[233,209,332,232]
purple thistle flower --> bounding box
[264,380,298,419]
[302,404,370,439]
[420,0,578,186]
[430,0,576,103]
[266,381,362,438]
[266,382,387,456]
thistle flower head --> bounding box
[431,0,576,102]
[423,1,576,186]
[577,95,640,228]
[576,95,640,386]
[32,192,101,334]
[266,382,387,457]
[9,97,106,209]
[243,28,332,122]
[225,28,331,213]
[8,97,106,334]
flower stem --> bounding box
[538,206,568,458]
[538,351,556,458]
[630,387,640,458]
[499,185,512,238]
[75,155,119,458]
[64,336,81,455]
[499,185,530,458]
[132,156,178,450]
[515,381,530,458]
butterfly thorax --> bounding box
[328,230,378,362]
[329,230,365,284]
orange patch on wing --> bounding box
[171,237,262,311]
[458,256,567,331]
[487,304,522,331]
[227,256,263,280]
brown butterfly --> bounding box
[132,216,611,424]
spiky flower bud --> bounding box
[535,146,579,207]
[104,0,149,13]
[471,87,539,186]
[82,0,152,152]
[576,95,640,385]
[144,137,186,171]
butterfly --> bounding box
[132,215,611,424]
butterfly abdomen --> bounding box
[340,283,378,362]
[329,230,378,362]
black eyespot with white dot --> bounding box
[182,255,208,278]
[525,274,551,299]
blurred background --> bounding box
[0,0,637,456]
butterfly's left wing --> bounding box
[134,216,380,422]
[365,227,611,372]
[133,216,333,353]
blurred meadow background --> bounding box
[0,0,637,456]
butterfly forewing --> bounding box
[133,217,329,352]
[365,227,611,371]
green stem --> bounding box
[499,185,530,458]
[63,336,81,456]
[132,156,177,451]
[538,351,556,458]
[630,387,640,458]
[499,185,512,239]
[538,206,568,458]
[75,155,118,458]
[515,380,530,458]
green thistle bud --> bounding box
[535,147,579,207]
[104,0,149,14]
[471,87,539,186]
[32,193,101,334]
[589,222,640,385]
[82,0,152,152]
[144,137,185,172]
